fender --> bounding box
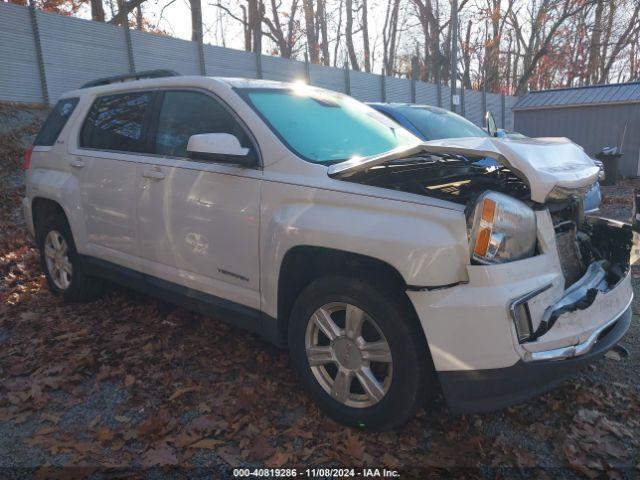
[26,167,88,251]
[259,180,470,319]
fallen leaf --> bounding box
[141,443,178,467]
[169,386,201,402]
[189,438,224,449]
[344,432,365,460]
[249,436,275,460]
[96,427,114,442]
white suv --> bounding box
[23,71,633,430]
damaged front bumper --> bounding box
[407,213,634,413]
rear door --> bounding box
[136,89,262,310]
[73,91,157,267]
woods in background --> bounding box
[10,0,640,95]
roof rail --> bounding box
[80,69,181,89]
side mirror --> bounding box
[485,111,497,137]
[187,133,256,167]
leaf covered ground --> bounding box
[1,107,639,478]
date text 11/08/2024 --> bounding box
[232,468,401,477]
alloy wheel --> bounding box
[43,230,73,290]
[305,302,393,408]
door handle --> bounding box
[142,168,165,180]
[70,159,85,168]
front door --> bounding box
[136,90,262,310]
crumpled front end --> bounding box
[408,207,634,413]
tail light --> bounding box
[24,146,34,170]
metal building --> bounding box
[513,82,640,177]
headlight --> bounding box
[467,191,537,264]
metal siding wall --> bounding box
[37,11,130,103]
[262,56,305,82]
[486,93,502,127]
[515,104,640,176]
[309,64,346,93]
[440,86,451,108]
[384,76,411,103]
[504,96,517,130]
[349,71,381,102]
[0,3,42,104]
[464,89,483,126]
[0,4,517,127]
[131,30,200,76]
[415,82,438,105]
[204,45,256,78]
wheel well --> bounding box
[276,246,408,342]
[31,197,66,240]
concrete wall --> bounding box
[514,103,640,177]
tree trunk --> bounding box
[361,0,371,72]
[91,0,105,22]
[587,0,604,84]
[190,0,203,43]
[345,0,359,70]
[302,0,319,63]
[316,0,331,65]
[248,0,262,54]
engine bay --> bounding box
[346,152,530,205]
[345,150,632,293]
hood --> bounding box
[327,136,600,203]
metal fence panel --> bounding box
[309,64,346,93]
[0,3,516,127]
[131,30,200,75]
[486,93,502,127]
[204,45,256,78]
[504,96,518,130]
[349,71,381,103]
[36,10,130,102]
[0,3,42,104]
[385,76,411,103]
[262,55,305,82]
[440,85,451,108]
[464,89,484,126]
[415,82,438,106]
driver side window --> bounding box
[154,91,251,158]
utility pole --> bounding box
[450,0,458,113]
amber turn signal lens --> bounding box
[474,227,491,257]
[481,198,496,223]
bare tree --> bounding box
[382,0,401,75]
[262,0,300,58]
[345,0,359,70]
[302,0,320,62]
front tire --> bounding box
[288,275,434,430]
[37,213,102,302]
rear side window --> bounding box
[154,91,251,158]
[34,98,79,146]
[80,92,153,153]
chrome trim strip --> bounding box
[526,293,633,362]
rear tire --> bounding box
[37,212,102,302]
[288,274,434,430]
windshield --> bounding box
[398,106,489,140]
[241,88,418,163]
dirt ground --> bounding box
[1,108,639,478]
